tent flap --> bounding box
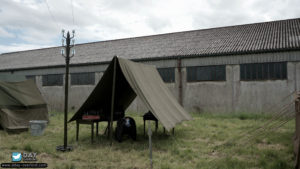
[118,58,192,130]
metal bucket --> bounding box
[29,120,47,136]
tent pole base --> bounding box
[56,145,73,152]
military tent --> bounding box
[0,79,49,130]
[69,56,192,131]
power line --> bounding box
[70,0,75,26]
[43,0,60,29]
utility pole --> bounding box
[56,29,75,152]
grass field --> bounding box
[0,112,295,169]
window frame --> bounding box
[70,72,95,86]
[42,74,63,86]
[186,65,226,82]
[240,62,287,81]
[157,67,175,83]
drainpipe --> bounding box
[295,62,298,92]
[177,57,183,106]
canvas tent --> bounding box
[0,79,49,130]
[69,56,192,131]
[0,74,26,82]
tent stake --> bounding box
[109,56,117,146]
[148,121,153,169]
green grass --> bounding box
[0,112,294,169]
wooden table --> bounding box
[76,119,100,143]
[76,114,124,143]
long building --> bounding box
[0,18,300,113]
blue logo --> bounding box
[12,152,22,162]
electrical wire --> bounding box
[43,0,60,29]
[70,0,75,26]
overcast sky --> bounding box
[0,0,299,54]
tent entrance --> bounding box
[69,56,192,142]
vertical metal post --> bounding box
[109,56,117,146]
[148,121,153,169]
[295,92,300,169]
[63,32,70,150]
[56,30,74,152]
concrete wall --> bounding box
[183,66,232,113]
[181,62,299,113]
[36,72,103,112]
[0,51,299,114]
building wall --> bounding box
[182,63,298,113]
[178,51,300,113]
[0,51,299,113]
[37,72,104,112]
[233,62,295,113]
[182,66,232,113]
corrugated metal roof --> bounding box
[1,18,300,71]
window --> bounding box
[187,65,226,82]
[240,62,287,81]
[71,72,95,85]
[42,74,63,86]
[26,75,36,82]
[157,68,175,83]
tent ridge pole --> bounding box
[109,56,117,146]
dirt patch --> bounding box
[38,152,53,162]
[207,150,223,159]
[257,143,285,150]
[193,137,210,143]
[182,122,189,127]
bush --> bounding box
[23,144,32,152]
